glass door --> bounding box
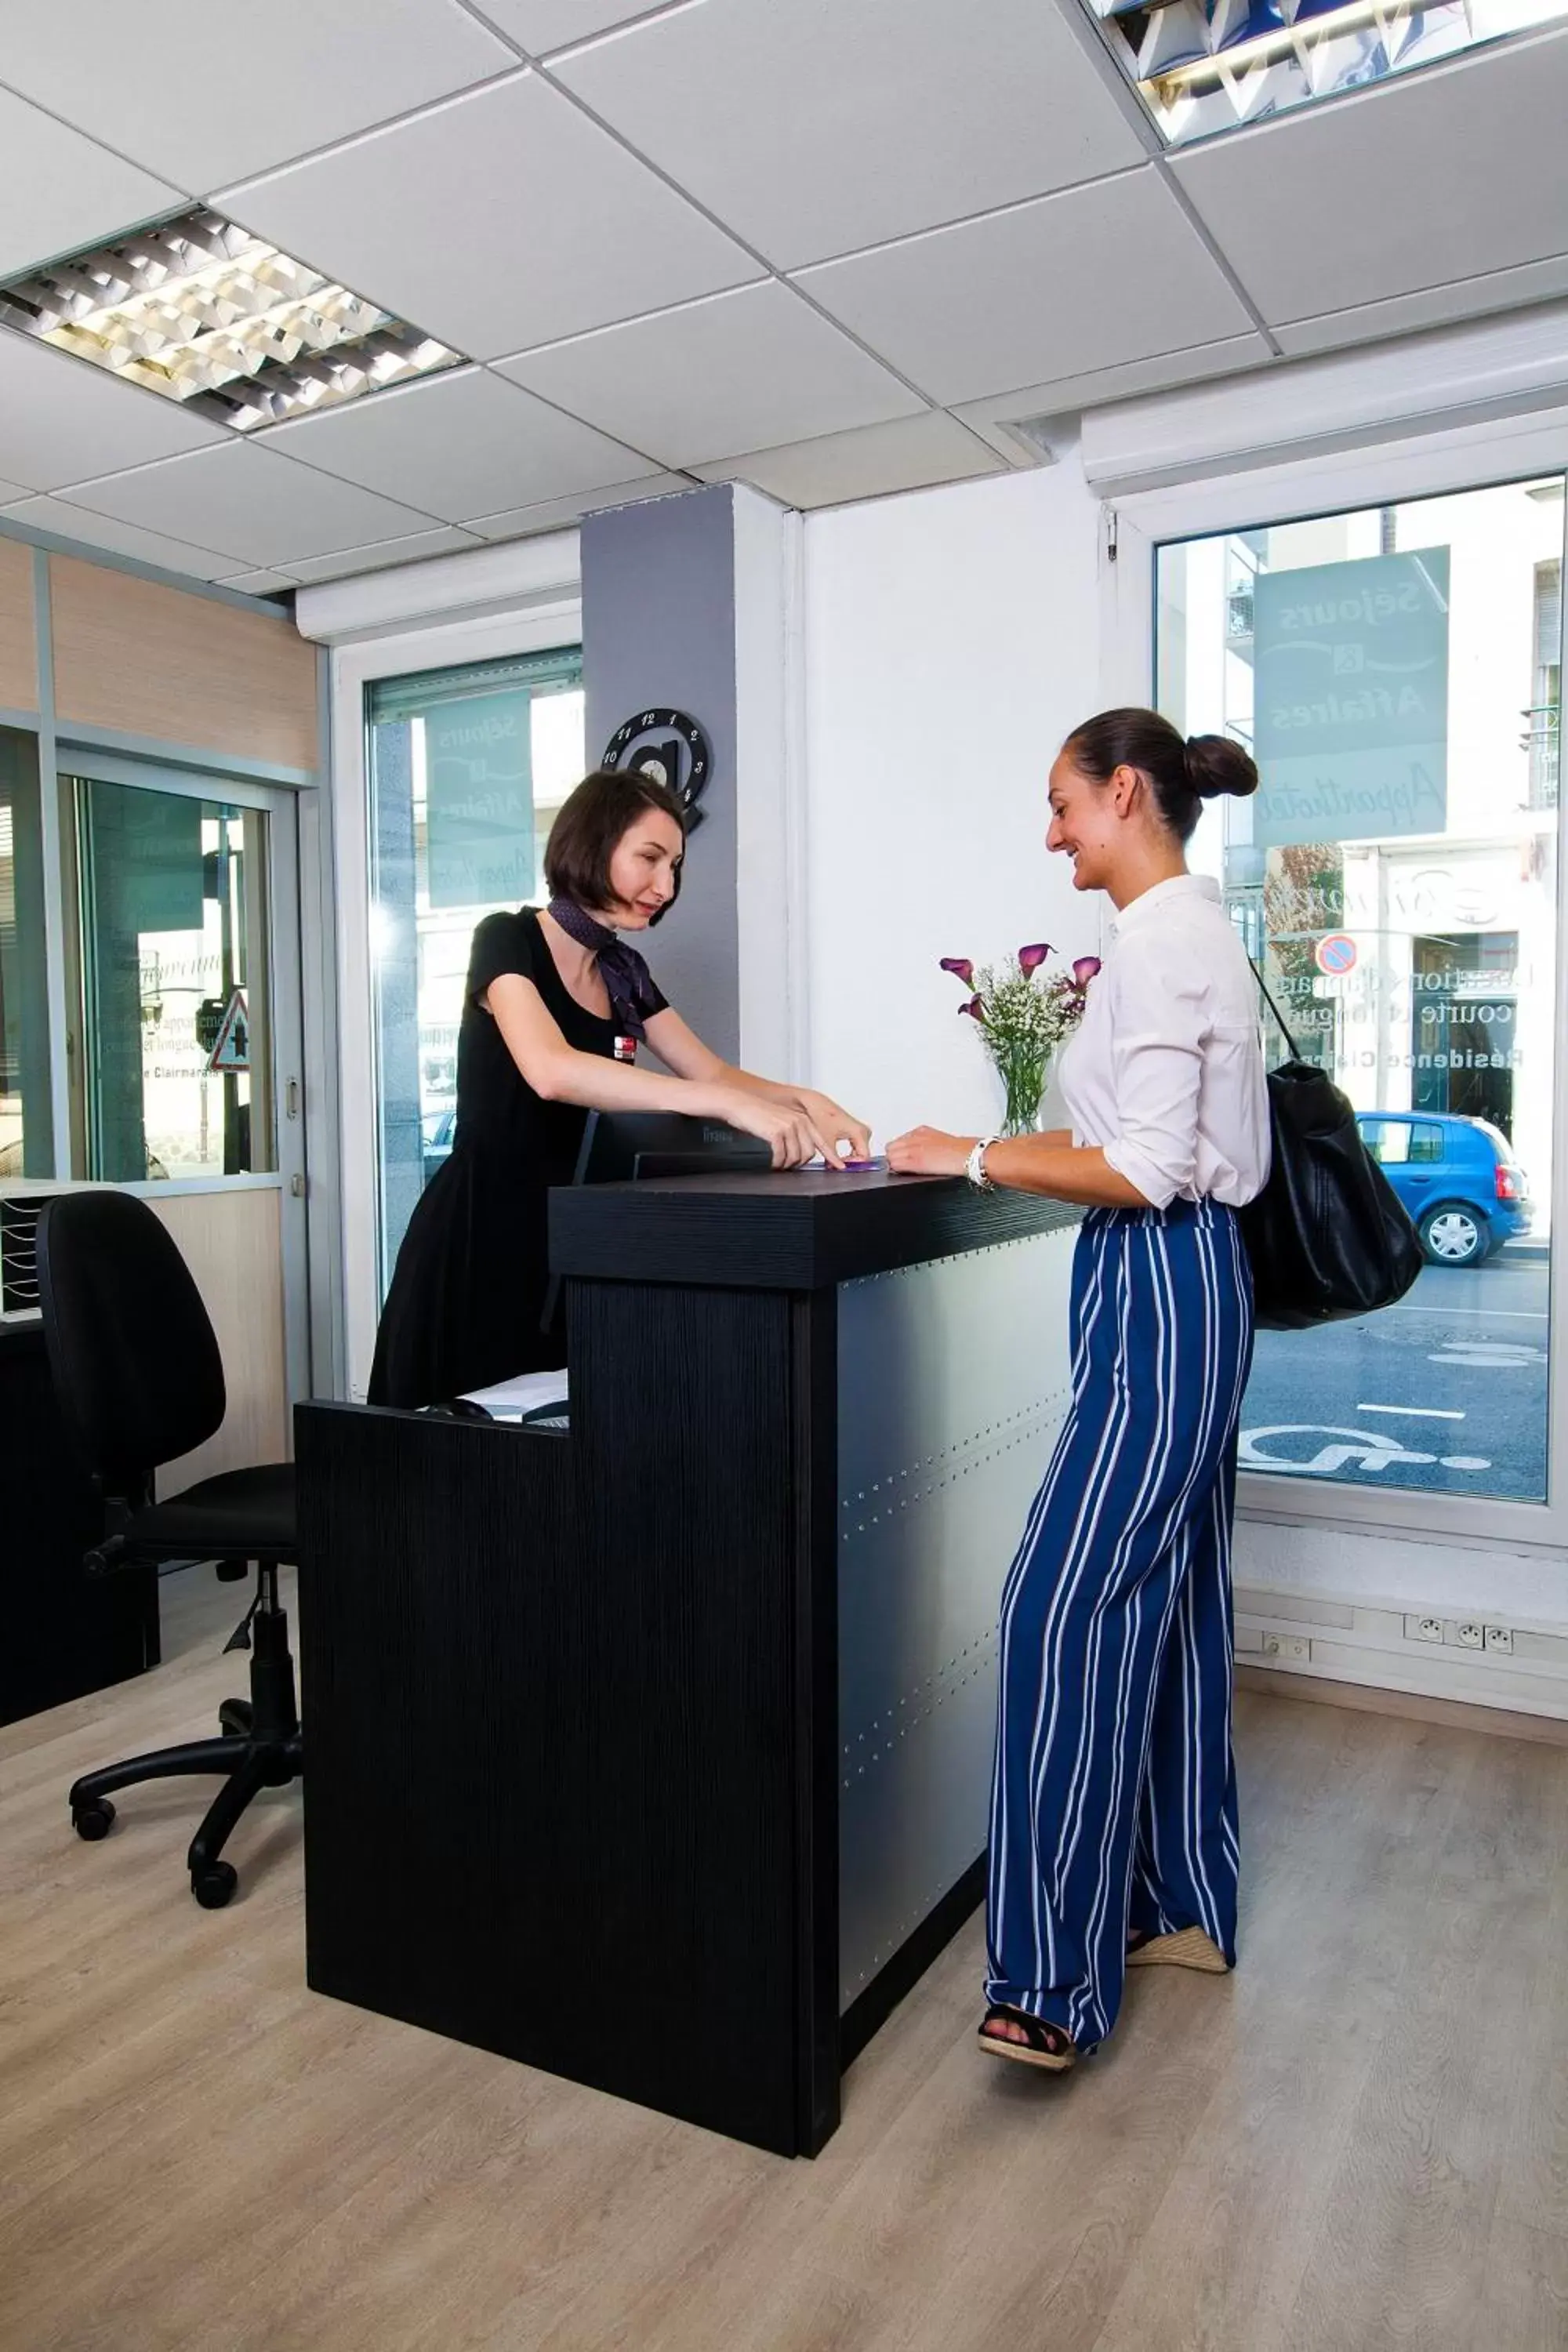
[1156,473,1566,1508]
[59,756,309,1400]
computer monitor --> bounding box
[540,1110,773,1336]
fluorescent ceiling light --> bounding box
[1082,0,1568,143]
[0,207,462,430]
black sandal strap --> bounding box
[980,2003,1073,2058]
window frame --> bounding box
[1102,432,1568,1555]
[327,592,584,1401]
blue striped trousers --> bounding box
[986,1196,1254,2049]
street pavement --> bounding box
[1240,1247,1550,1502]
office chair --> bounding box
[36,1191,302,1908]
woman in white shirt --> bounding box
[887,707,1270,2073]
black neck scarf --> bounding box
[545,898,662,1040]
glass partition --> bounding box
[1157,475,1566,1504]
[365,648,584,1295]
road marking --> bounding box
[1384,1305,1548,1319]
[1429,1355,1552,1374]
[1356,1404,1465,1420]
[1240,1425,1495,1477]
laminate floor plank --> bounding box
[1277,1733,1568,2352]
[1475,2215,1568,2352]
[3,1621,1568,2352]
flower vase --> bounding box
[996,1048,1049,1139]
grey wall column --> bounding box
[583,483,795,1071]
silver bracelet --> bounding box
[967,1134,1002,1190]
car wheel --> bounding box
[1419,1203,1486,1267]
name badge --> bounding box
[614,1034,637,1063]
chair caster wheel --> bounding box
[192,1861,238,1909]
[73,1798,116,1842]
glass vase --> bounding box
[995,1047,1049,1139]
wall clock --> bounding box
[603,708,713,829]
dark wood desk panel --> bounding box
[298,1276,837,2157]
[551,1167,1080,1291]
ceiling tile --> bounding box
[0,328,228,491]
[465,472,695,536]
[796,170,1256,408]
[220,71,759,363]
[0,88,182,280]
[0,0,516,192]
[0,479,32,505]
[260,367,654,521]
[556,0,1150,268]
[0,492,240,578]
[1273,255,1568,358]
[469,0,673,51]
[952,334,1275,449]
[496,282,925,467]
[281,528,484,583]
[1171,30,1568,326]
[60,441,442,567]
[215,570,300,594]
[691,411,1004,508]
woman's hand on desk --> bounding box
[711,1087,838,1169]
[790,1088,872,1163]
[886,1127,972,1177]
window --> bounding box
[65,776,274,1182]
[1158,475,1565,1505]
[1360,1119,1412,1166]
[365,648,585,1294]
[0,729,51,1178]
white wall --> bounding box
[800,460,1105,1145]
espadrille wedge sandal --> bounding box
[977,2005,1092,2071]
[1125,1925,1230,1974]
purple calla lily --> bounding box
[1018,942,1051,976]
[960,994,985,1020]
[1073,956,1102,987]
[939,956,975,987]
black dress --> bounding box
[367,909,666,1410]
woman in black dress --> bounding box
[369,768,869,1409]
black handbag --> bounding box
[1239,967,1424,1332]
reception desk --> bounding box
[296,1170,1079,2155]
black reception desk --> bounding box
[296,1170,1080,2156]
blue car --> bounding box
[1356,1110,1533,1266]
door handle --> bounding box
[286,1077,299,1120]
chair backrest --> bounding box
[36,1192,226,1494]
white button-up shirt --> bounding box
[1057,873,1271,1211]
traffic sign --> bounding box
[1314,933,1358,977]
[205,988,250,1073]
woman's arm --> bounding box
[884,1125,1151,1207]
[482,975,835,1166]
[644,1006,873,1159]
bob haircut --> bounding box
[543,768,687,918]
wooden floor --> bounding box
[4,1569,1568,2352]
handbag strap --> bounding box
[1248,957,1305,1061]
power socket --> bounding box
[1262,1632,1311,1663]
[1446,1621,1485,1651]
[1406,1615,1446,1645]
[1485,1624,1514,1655]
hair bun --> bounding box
[1184,732,1259,801]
